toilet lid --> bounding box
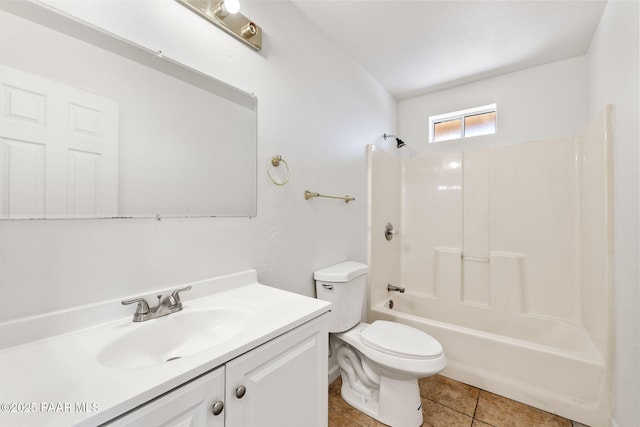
[360,320,443,359]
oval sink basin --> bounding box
[98,308,249,369]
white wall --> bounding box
[587,1,640,426]
[398,56,588,154]
[0,0,396,322]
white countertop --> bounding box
[0,271,330,426]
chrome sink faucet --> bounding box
[122,285,192,322]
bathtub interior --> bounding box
[371,299,607,426]
[367,107,612,427]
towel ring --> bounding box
[267,155,290,186]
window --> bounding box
[429,104,497,143]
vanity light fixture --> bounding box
[213,0,240,17]
[176,0,262,51]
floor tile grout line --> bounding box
[423,396,477,422]
[471,390,480,423]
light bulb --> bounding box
[224,0,240,14]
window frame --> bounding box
[428,103,497,143]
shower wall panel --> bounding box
[579,106,612,355]
[368,146,401,311]
[402,153,462,297]
[401,137,582,323]
[490,138,580,322]
[462,149,490,306]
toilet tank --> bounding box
[314,261,368,333]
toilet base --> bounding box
[340,373,423,427]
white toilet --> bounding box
[315,261,446,427]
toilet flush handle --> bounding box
[322,284,333,290]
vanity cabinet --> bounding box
[225,316,328,427]
[105,367,225,427]
[105,315,328,427]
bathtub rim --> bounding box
[371,298,604,366]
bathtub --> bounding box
[371,294,609,427]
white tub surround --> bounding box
[369,107,613,427]
[0,270,331,427]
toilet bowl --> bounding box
[333,321,446,426]
[314,262,446,427]
[336,321,446,380]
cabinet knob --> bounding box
[235,385,247,399]
[211,400,224,416]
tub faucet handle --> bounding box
[387,284,405,293]
[384,223,398,241]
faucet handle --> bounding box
[170,285,192,306]
[122,297,150,321]
[387,284,406,293]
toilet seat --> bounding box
[360,320,443,359]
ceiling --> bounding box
[292,0,607,100]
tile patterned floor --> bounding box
[328,374,586,427]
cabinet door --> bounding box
[105,366,225,427]
[225,315,328,427]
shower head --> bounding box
[383,133,407,149]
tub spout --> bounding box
[387,284,405,293]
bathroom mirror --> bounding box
[0,2,257,219]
